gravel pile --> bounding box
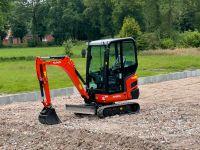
[0,77,200,150]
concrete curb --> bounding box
[139,69,200,85]
[0,87,73,105]
[0,69,200,105]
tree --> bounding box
[0,0,11,46]
[12,0,49,44]
[119,17,141,38]
[0,0,10,13]
[62,0,85,40]
[179,12,195,32]
[9,1,31,43]
[180,0,200,31]
[48,0,68,44]
[30,0,49,43]
[2,0,200,47]
[83,0,102,39]
[11,20,27,43]
[112,0,144,34]
[194,12,200,31]
[0,29,7,40]
[98,0,114,37]
[159,0,184,38]
[143,0,161,32]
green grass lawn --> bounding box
[0,42,87,58]
[138,55,200,76]
[0,47,64,57]
[0,58,86,93]
[0,47,200,94]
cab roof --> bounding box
[88,37,134,46]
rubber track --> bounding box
[97,102,140,118]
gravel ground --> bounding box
[0,77,200,150]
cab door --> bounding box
[107,42,124,93]
[107,39,138,94]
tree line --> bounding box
[0,0,200,47]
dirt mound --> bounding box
[0,124,164,150]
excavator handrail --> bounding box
[39,56,65,59]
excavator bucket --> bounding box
[38,107,61,125]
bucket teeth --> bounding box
[38,107,61,125]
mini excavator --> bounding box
[36,37,140,125]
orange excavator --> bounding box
[36,37,140,125]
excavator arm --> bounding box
[36,56,89,107]
[36,56,89,124]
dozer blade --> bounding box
[65,104,96,115]
[97,102,140,118]
[38,107,61,125]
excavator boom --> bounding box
[36,56,89,124]
[36,56,89,107]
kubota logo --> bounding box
[113,95,121,98]
[53,61,61,64]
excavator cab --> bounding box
[86,37,138,97]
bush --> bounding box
[47,41,56,46]
[160,38,175,49]
[0,56,35,62]
[119,16,142,38]
[137,33,160,50]
[63,39,73,57]
[179,31,200,48]
[0,38,2,48]
[2,43,27,48]
[27,39,37,47]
